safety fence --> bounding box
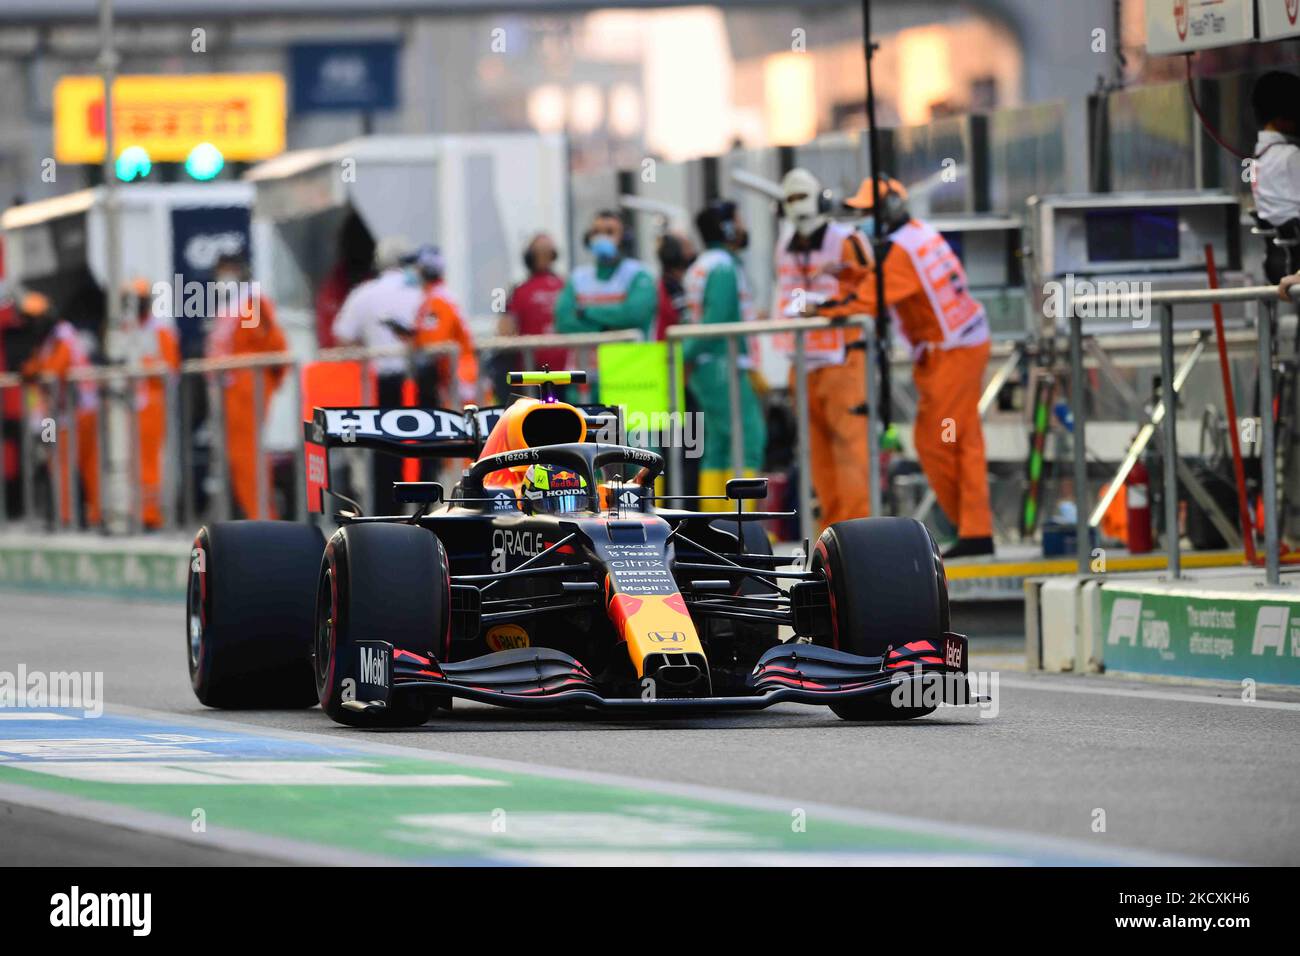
[0,330,637,536]
[4,298,1295,573]
[1068,284,1300,586]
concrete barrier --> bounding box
[1027,566,1300,687]
[0,533,188,601]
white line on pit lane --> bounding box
[998,675,1300,711]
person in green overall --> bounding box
[555,210,657,337]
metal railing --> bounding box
[0,330,637,535]
[1068,284,1300,586]
[665,315,881,547]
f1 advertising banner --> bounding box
[1259,0,1300,40]
[1100,585,1300,685]
[1146,0,1256,55]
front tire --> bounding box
[187,521,324,709]
[812,517,950,721]
[315,523,449,728]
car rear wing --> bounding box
[303,403,623,513]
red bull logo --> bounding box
[1175,0,1188,41]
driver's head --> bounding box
[521,463,589,514]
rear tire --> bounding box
[812,517,949,721]
[187,521,324,709]
[315,523,449,728]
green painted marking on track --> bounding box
[0,710,1062,864]
[0,755,1021,863]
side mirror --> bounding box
[393,482,444,505]
[726,477,768,501]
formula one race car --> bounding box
[186,370,972,727]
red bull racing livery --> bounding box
[186,370,973,727]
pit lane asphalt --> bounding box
[3,591,1298,865]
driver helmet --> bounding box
[521,463,589,514]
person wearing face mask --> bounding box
[205,252,287,520]
[772,167,873,531]
[555,210,657,339]
[18,292,101,527]
[817,175,993,559]
[682,199,766,509]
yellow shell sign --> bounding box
[54,73,286,164]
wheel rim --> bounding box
[186,557,205,670]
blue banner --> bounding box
[291,41,400,114]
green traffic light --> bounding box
[115,145,151,182]
[185,142,224,181]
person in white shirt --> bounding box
[331,235,425,511]
[1251,72,1300,282]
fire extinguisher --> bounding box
[1126,459,1154,554]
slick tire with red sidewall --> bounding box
[187,521,324,709]
[812,517,950,721]
[316,523,449,728]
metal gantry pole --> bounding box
[1159,303,1181,580]
[1258,299,1281,587]
[98,0,123,344]
[1069,310,1090,575]
[794,329,813,546]
[726,336,743,479]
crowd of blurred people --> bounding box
[0,177,1023,546]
